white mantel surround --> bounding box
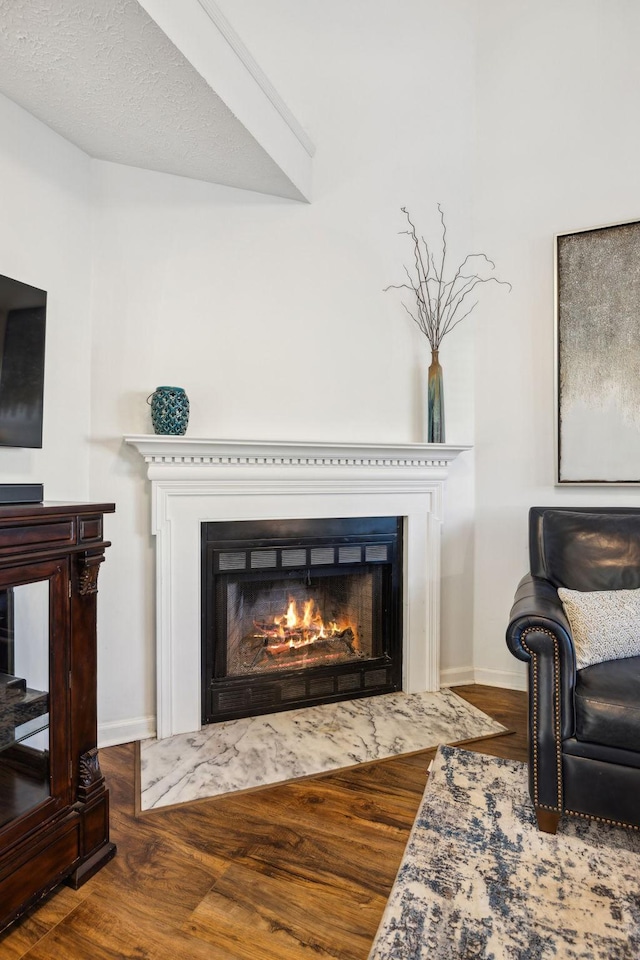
[124,436,470,739]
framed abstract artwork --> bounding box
[556,218,640,483]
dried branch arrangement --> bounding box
[384,206,511,350]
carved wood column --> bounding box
[70,548,106,799]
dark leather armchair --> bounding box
[506,507,640,834]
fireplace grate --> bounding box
[216,542,390,574]
[209,664,395,719]
[282,549,306,568]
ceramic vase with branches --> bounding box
[385,206,510,443]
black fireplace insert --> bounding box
[201,516,402,723]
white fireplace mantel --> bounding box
[125,436,470,739]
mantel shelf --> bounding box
[124,435,472,468]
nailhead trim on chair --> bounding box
[521,627,563,813]
[565,809,640,831]
[520,630,639,832]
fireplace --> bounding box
[124,435,469,739]
[202,517,402,722]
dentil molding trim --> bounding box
[124,436,471,469]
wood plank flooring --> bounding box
[0,685,527,960]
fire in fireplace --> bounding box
[231,594,362,675]
[201,517,402,722]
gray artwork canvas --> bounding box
[557,220,640,482]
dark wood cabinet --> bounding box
[0,501,115,933]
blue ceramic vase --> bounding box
[148,386,190,436]
[427,350,445,443]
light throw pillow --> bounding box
[558,586,640,670]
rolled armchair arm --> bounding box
[506,573,577,816]
[508,575,574,666]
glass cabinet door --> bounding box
[0,581,50,829]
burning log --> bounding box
[242,596,362,671]
[252,597,356,646]
[253,624,356,650]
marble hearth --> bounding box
[125,437,469,739]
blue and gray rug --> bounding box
[369,745,640,960]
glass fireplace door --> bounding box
[223,567,382,678]
[202,516,402,723]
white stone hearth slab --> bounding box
[138,688,506,811]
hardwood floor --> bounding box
[0,685,527,960]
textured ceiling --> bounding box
[0,0,308,199]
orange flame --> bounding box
[259,597,352,647]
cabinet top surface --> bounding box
[0,502,116,521]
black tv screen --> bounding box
[0,275,46,449]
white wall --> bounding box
[473,0,640,688]
[11,1,636,741]
[210,0,480,692]
[89,0,479,742]
[0,93,93,499]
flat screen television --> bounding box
[0,274,47,449]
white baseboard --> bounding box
[98,715,156,748]
[472,666,527,691]
[439,666,475,687]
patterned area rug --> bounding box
[370,746,640,960]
